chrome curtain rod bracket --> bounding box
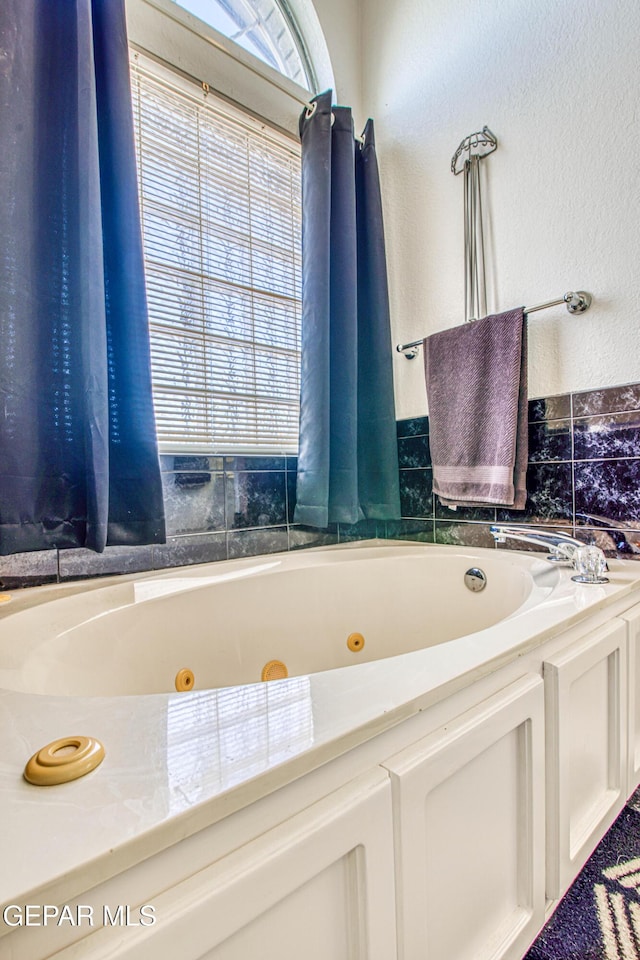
[396,291,592,359]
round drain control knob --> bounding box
[464,568,487,592]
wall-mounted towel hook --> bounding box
[451,126,498,175]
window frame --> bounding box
[125,0,330,455]
[166,0,316,92]
[125,0,334,135]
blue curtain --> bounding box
[0,0,166,554]
[294,91,400,527]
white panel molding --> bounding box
[544,619,628,899]
[50,769,397,960]
[621,603,640,794]
[382,674,545,960]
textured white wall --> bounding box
[311,0,362,117]
[357,0,640,418]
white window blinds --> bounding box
[129,52,302,454]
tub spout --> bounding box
[489,525,609,583]
[490,525,582,561]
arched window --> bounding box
[169,0,314,90]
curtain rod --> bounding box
[396,290,592,358]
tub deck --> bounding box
[1,539,640,921]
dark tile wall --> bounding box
[2,380,639,589]
[396,381,640,560]
[0,454,386,589]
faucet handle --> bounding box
[571,545,609,584]
[548,543,577,564]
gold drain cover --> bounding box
[261,659,288,682]
[24,736,105,786]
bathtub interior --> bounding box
[0,545,553,697]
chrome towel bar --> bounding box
[396,290,592,359]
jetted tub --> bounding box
[0,542,558,697]
[2,539,640,960]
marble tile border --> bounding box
[528,394,572,423]
[227,526,290,559]
[151,532,228,570]
[58,546,155,581]
[0,548,59,590]
[572,382,640,418]
[434,521,501,550]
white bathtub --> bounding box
[2,540,640,960]
[0,542,555,697]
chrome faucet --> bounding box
[490,525,582,562]
[489,525,609,583]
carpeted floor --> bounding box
[524,789,640,959]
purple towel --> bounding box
[424,307,528,509]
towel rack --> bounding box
[451,126,498,176]
[395,290,592,359]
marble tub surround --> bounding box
[225,467,288,530]
[397,380,640,560]
[396,431,431,469]
[162,457,226,536]
[2,379,639,590]
[396,417,433,520]
[0,454,374,589]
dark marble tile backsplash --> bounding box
[399,468,434,519]
[527,419,572,463]
[397,416,429,438]
[3,380,640,588]
[397,380,640,561]
[496,461,574,525]
[574,460,640,525]
[573,412,640,461]
[162,469,226,536]
[0,452,380,587]
[397,434,431,469]
[225,470,288,529]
